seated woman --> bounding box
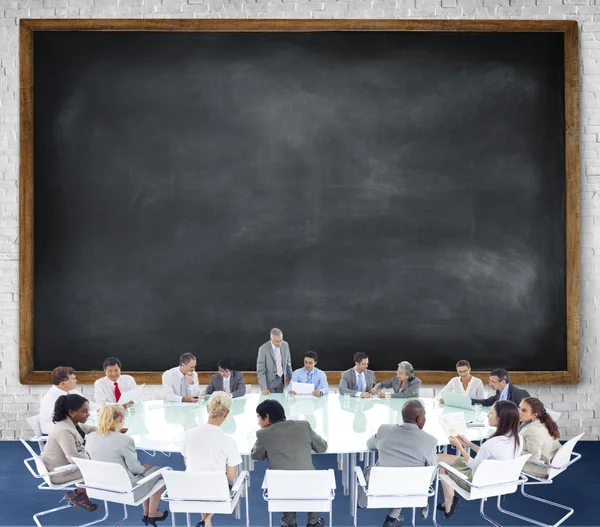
[436,400,523,519]
[181,392,242,527]
[374,361,421,398]
[41,393,98,511]
[86,405,167,526]
[519,397,561,477]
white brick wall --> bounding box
[0,1,598,439]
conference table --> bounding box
[109,393,492,516]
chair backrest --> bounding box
[20,438,53,485]
[263,470,336,499]
[546,409,561,422]
[547,433,584,479]
[26,414,46,452]
[471,455,530,488]
[163,470,231,501]
[368,466,435,497]
[73,458,133,494]
[419,388,435,398]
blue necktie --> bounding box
[357,373,363,393]
[307,371,313,386]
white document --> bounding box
[291,381,314,396]
[439,412,468,437]
[119,384,145,405]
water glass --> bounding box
[385,390,392,400]
[473,403,483,422]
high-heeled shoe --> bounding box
[72,492,99,512]
[444,496,461,520]
[141,515,148,525]
[147,511,169,526]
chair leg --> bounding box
[432,472,442,527]
[411,507,416,527]
[495,484,574,527]
[186,512,191,527]
[171,510,176,527]
[245,479,250,527]
[480,498,502,527]
[269,511,273,527]
[32,502,73,527]
[113,504,128,527]
[353,475,358,527]
[349,453,357,517]
[79,500,110,527]
[330,500,333,527]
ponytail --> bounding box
[523,397,560,439]
[52,393,88,423]
[97,404,126,435]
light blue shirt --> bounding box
[290,367,329,395]
[499,383,510,401]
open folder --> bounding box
[290,381,314,396]
[118,384,145,405]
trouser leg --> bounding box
[282,512,296,526]
[307,512,319,524]
[388,508,402,519]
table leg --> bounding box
[349,453,357,517]
[342,453,349,496]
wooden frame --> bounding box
[19,19,580,386]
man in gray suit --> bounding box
[257,328,293,395]
[202,357,246,398]
[251,399,328,527]
[339,352,377,398]
[358,400,438,527]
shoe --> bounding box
[72,492,99,513]
[436,503,446,512]
[147,511,169,526]
[62,490,78,505]
[280,518,298,527]
[382,515,404,527]
[142,516,148,525]
[444,496,461,520]
[307,518,324,527]
[195,521,205,527]
[421,505,429,520]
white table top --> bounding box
[103,394,492,455]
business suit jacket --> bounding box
[520,419,561,477]
[339,367,377,396]
[471,383,530,407]
[86,430,146,484]
[251,419,328,470]
[41,418,96,484]
[205,370,246,398]
[256,340,293,392]
[379,376,421,398]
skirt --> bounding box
[447,458,473,491]
[131,466,164,502]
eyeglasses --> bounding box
[218,368,230,374]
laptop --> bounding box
[440,391,473,410]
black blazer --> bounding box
[205,370,246,398]
[471,383,530,407]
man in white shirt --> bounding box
[93,357,137,407]
[439,360,485,403]
[162,353,201,402]
[39,366,79,435]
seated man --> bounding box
[339,352,377,398]
[251,399,328,527]
[359,400,438,527]
[289,351,329,397]
[201,357,246,398]
[471,368,530,407]
[162,353,201,402]
[40,366,79,435]
[93,357,137,407]
[440,360,484,402]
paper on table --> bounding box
[439,412,468,437]
[119,384,145,405]
[291,381,314,395]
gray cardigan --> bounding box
[86,431,146,484]
[378,376,421,398]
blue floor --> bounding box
[2,440,598,527]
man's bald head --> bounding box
[402,400,426,429]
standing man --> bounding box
[39,366,79,435]
[359,400,438,527]
[162,353,201,403]
[93,357,137,407]
[257,328,293,395]
[339,352,377,398]
[471,368,530,407]
[289,351,328,397]
[251,399,328,527]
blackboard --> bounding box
[20,20,580,383]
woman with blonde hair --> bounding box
[86,405,167,526]
[181,391,242,527]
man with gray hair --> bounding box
[162,353,201,402]
[257,328,293,395]
[358,400,437,527]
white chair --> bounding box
[26,414,48,453]
[354,465,435,527]
[262,469,336,527]
[546,409,561,422]
[433,454,531,527]
[73,457,171,527]
[20,438,82,527]
[419,388,435,398]
[497,433,584,527]
[161,469,249,527]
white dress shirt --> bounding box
[181,424,241,472]
[223,375,231,394]
[442,376,485,399]
[40,385,79,435]
[467,434,524,472]
[162,366,201,402]
[93,375,137,405]
[272,344,284,377]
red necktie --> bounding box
[114,382,121,402]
